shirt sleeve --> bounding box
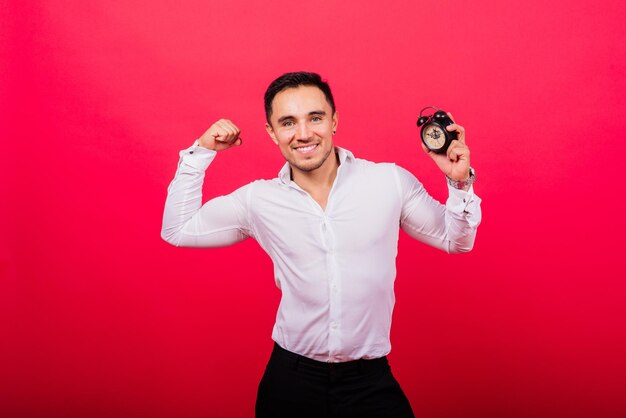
[394,165,482,254]
[160,142,252,248]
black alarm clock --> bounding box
[417,106,457,154]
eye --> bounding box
[311,116,322,122]
[282,120,295,127]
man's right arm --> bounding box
[161,119,250,248]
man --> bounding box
[161,72,481,418]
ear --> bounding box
[332,112,339,133]
[265,122,279,145]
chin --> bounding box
[291,148,332,173]
[293,160,325,172]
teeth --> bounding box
[296,144,317,152]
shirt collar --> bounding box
[278,147,354,184]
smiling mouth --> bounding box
[293,144,318,154]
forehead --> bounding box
[271,85,331,118]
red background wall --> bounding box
[2,1,625,417]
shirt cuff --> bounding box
[446,183,480,213]
[178,140,217,171]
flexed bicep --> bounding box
[163,194,250,248]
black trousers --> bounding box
[255,343,415,418]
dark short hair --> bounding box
[264,71,336,124]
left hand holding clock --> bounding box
[421,112,471,181]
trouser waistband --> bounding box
[271,342,389,375]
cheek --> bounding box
[318,123,334,135]
[277,132,293,144]
[318,129,332,139]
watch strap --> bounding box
[447,167,476,190]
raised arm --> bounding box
[398,114,481,253]
[161,119,252,248]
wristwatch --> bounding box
[447,167,476,190]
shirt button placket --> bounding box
[324,215,342,361]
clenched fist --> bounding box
[198,119,243,151]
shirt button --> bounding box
[189,151,194,154]
[331,322,338,329]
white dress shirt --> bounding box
[162,144,482,362]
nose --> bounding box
[295,122,312,141]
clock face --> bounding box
[422,123,446,150]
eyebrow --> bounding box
[277,110,326,125]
